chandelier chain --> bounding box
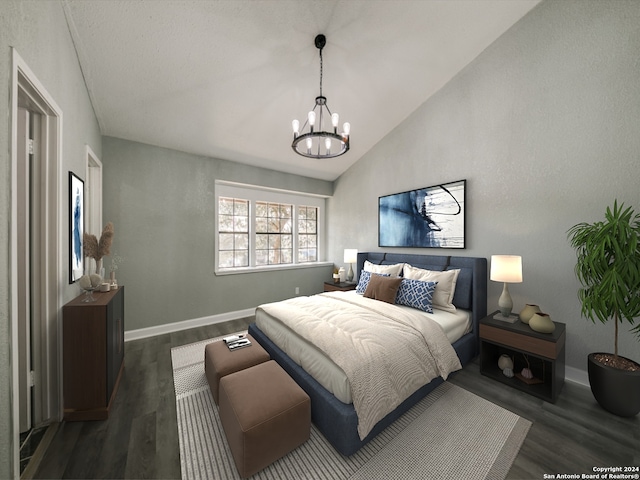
[319,47,323,98]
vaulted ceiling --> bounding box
[62,0,540,181]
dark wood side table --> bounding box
[479,310,565,403]
[323,281,357,292]
[62,286,125,420]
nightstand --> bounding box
[323,282,357,292]
[479,310,565,403]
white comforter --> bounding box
[257,292,462,440]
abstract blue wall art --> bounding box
[379,179,466,249]
[69,172,84,283]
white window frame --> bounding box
[214,181,331,275]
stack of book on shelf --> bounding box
[223,334,252,351]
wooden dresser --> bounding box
[62,286,125,421]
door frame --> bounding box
[16,107,33,434]
[85,145,103,237]
[10,48,63,478]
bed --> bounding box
[248,252,487,456]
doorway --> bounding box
[16,107,40,474]
[11,49,62,478]
[86,145,103,238]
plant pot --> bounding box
[588,353,640,417]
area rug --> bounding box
[171,335,531,480]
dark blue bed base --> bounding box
[248,252,487,456]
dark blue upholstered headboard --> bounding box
[356,252,488,339]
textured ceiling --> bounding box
[62,0,540,181]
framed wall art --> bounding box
[379,179,466,249]
[69,171,84,283]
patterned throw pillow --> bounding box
[395,278,438,313]
[355,271,389,294]
[403,264,460,313]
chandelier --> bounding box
[292,34,350,159]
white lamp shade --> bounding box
[343,249,358,264]
[490,255,523,283]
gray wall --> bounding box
[101,136,334,331]
[327,0,640,379]
[0,0,102,476]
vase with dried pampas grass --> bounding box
[83,222,114,278]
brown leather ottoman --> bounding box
[218,360,311,478]
[204,334,269,404]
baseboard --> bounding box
[20,422,58,480]
[124,308,256,342]
[565,365,589,388]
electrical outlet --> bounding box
[295,287,300,295]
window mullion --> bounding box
[249,200,256,267]
[293,205,299,265]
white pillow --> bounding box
[364,260,404,277]
[403,264,460,313]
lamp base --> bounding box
[346,264,354,283]
[493,313,519,323]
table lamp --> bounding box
[490,255,523,322]
[343,249,358,283]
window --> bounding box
[256,202,292,265]
[215,182,326,274]
[298,206,317,263]
[218,197,249,268]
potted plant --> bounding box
[567,201,640,417]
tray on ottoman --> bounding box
[219,360,311,478]
[204,334,269,404]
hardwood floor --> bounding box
[34,318,253,480]
[450,363,639,479]
[34,319,639,479]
